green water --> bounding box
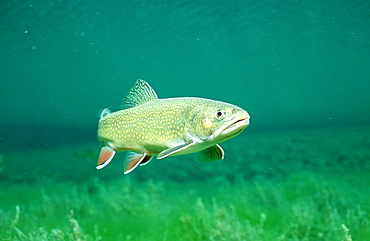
[0,0,369,240]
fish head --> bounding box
[187,100,250,143]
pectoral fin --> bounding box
[157,141,195,159]
[194,144,224,162]
[96,146,116,170]
[124,152,153,174]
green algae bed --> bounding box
[0,126,369,240]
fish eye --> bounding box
[215,109,226,120]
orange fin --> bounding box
[96,146,116,170]
[124,152,152,174]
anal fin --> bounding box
[139,155,153,166]
[97,146,116,169]
[124,152,152,174]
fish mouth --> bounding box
[225,117,250,135]
[215,116,250,140]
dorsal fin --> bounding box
[121,79,158,109]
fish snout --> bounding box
[238,110,250,127]
[216,111,250,139]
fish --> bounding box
[97,79,250,174]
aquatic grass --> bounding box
[173,173,369,241]
[0,206,93,241]
[177,197,269,241]
[1,173,369,240]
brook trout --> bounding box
[97,79,250,174]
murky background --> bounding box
[1,0,369,149]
